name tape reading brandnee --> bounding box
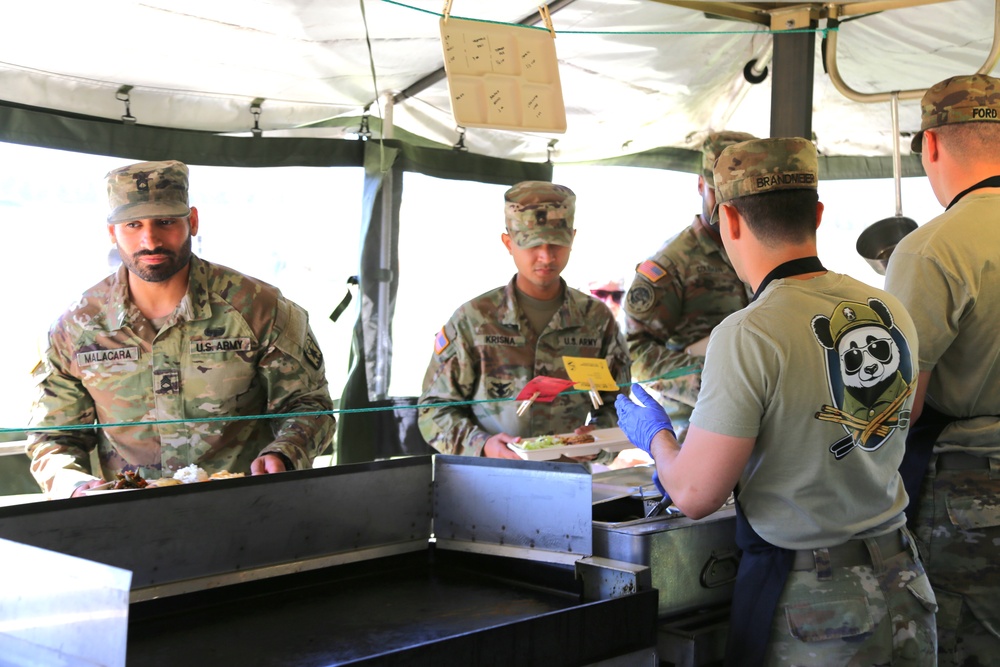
[753,172,815,191]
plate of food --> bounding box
[83,470,150,494]
[148,465,246,487]
[506,427,634,461]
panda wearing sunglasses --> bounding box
[812,298,914,460]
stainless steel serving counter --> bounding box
[0,456,659,666]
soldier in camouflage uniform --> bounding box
[616,137,937,666]
[623,131,755,438]
[884,74,1000,665]
[27,160,336,498]
[418,181,630,459]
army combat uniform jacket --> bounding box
[624,216,750,427]
[28,255,337,497]
[418,277,631,457]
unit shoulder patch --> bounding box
[303,333,323,371]
[626,284,656,314]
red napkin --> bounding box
[516,376,577,402]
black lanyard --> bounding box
[751,256,826,302]
[946,175,1000,211]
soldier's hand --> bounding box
[251,453,288,475]
[483,433,524,459]
[71,478,108,498]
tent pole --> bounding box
[770,28,815,138]
[374,94,396,400]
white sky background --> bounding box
[0,140,944,432]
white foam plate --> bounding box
[82,487,142,495]
[506,427,634,461]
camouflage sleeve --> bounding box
[258,299,337,469]
[417,320,492,456]
[26,331,101,497]
[624,267,702,407]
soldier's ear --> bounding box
[107,224,118,245]
[501,232,514,254]
[720,203,741,240]
[188,206,199,236]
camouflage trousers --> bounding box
[913,458,1000,666]
[765,528,938,666]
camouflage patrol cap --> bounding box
[106,160,190,224]
[702,131,757,186]
[911,74,1000,153]
[713,137,818,205]
[503,181,575,248]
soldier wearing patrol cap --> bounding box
[616,137,936,666]
[885,73,1000,666]
[27,160,336,498]
[623,131,755,441]
[417,181,630,460]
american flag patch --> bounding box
[637,259,666,282]
[434,328,450,355]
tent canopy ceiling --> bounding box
[1,0,997,173]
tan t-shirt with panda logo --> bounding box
[691,272,917,549]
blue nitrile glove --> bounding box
[614,383,676,455]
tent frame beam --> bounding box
[653,0,952,26]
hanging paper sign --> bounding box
[439,16,567,133]
[562,357,619,392]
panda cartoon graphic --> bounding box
[811,298,915,460]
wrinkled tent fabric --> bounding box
[0,0,997,171]
[336,144,403,464]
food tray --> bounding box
[506,427,634,461]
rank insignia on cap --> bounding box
[637,260,666,283]
[434,328,450,355]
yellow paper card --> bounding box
[562,356,618,392]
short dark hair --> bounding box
[934,122,1000,162]
[726,189,819,247]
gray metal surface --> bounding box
[0,456,661,665]
[0,537,130,667]
[584,648,658,667]
[576,555,653,602]
[0,457,434,597]
[433,456,593,565]
[594,506,738,618]
[125,550,659,667]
